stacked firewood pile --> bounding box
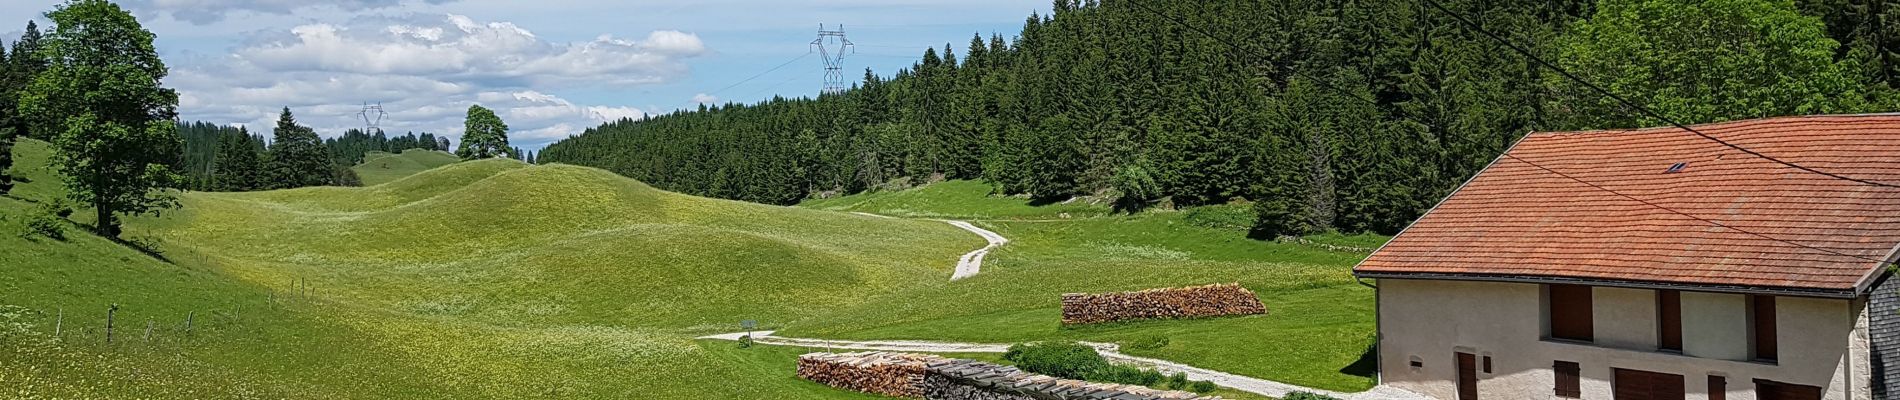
[1060,283,1267,325]
[796,352,943,398]
[924,358,1220,400]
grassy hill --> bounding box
[3,138,1382,398]
[2,138,979,398]
[794,183,1385,392]
[351,149,462,186]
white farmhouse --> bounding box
[1355,115,1900,400]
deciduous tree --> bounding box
[17,0,183,238]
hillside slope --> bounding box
[2,138,981,398]
[351,149,461,186]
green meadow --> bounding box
[351,149,462,186]
[2,138,1381,398]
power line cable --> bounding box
[1124,0,1895,265]
[1502,153,1890,264]
[704,52,812,98]
[1417,0,1900,189]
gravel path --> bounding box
[944,220,1007,281]
[698,331,1425,400]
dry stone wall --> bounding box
[797,352,1221,400]
[1060,283,1268,325]
[924,358,1219,400]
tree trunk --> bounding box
[94,204,119,238]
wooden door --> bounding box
[1456,352,1478,400]
[1757,380,1822,400]
[1614,368,1685,400]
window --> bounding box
[1548,284,1594,342]
[1756,379,1821,400]
[1482,355,1492,374]
[1553,361,1581,398]
[1751,295,1777,361]
[1658,289,1682,352]
[1709,375,1726,400]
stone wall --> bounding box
[796,352,941,398]
[797,352,1221,400]
[923,358,1218,400]
[1060,283,1268,325]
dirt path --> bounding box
[698,331,1424,400]
[944,220,1007,280]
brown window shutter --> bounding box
[1753,295,1777,361]
[1553,361,1581,398]
[1709,375,1726,400]
[1549,284,1594,341]
[1659,290,1682,351]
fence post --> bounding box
[144,320,153,341]
[106,304,118,343]
[185,311,194,335]
[54,308,62,338]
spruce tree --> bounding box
[212,129,264,191]
[18,0,184,238]
[0,39,14,195]
[265,108,333,188]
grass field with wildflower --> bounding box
[792,194,1382,392]
[1,138,1382,397]
[351,149,462,186]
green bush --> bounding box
[1004,341,1167,387]
[1187,380,1218,393]
[1284,391,1342,400]
[1184,203,1254,231]
[23,213,64,240]
[1004,342,1111,379]
[1166,372,1189,389]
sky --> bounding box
[0,0,1049,151]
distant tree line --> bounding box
[542,0,1900,237]
[176,109,458,192]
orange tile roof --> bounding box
[1354,115,1900,295]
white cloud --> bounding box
[232,14,706,88]
[167,13,687,149]
[123,0,457,25]
[691,93,719,104]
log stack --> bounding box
[796,351,943,398]
[1060,283,1268,325]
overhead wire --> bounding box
[1122,0,1897,265]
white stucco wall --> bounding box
[1377,279,1867,400]
[1681,291,1750,361]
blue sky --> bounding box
[0,0,1049,150]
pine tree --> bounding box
[211,129,265,191]
[11,20,46,140]
[17,0,184,238]
[0,39,14,195]
[265,108,333,188]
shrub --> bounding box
[23,214,64,240]
[1004,341,1167,387]
[1004,341,1111,380]
[1166,372,1189,389]
[44,200,73,219]
[1187,380,1218,393]
[1284,392,1342,400]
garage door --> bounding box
[1614,368,1685,400]
[1756,380,1822,400]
